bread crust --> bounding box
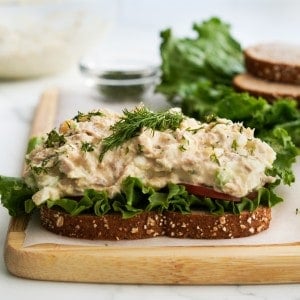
[233,73,300,101]
[245,44,300,84]
[40,205,272,240]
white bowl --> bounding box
[0,0,117,79]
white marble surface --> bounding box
[1,0,300,299]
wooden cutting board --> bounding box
[4,89,300,284]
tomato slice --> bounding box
[181,183,257,202]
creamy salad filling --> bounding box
[24,106,277,206]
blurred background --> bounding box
[112,0,300,62]
[0,0,299,81]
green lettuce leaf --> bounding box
[157,17,244,99]
[38,177,283,218]
[46,189,111,216]
[47,198,79,214]
[191,181,282,216]
[0,176,35,216]
[262,128,298,185]
[146,183,196,213]
[0,174,285,219]
[26,136,44,154]
[111,177,153,218]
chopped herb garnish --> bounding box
[231,139,238,151]
[246,140,256,155]
[81,142,94,152]
[30,154,58,175]
[178,136,189,152]
[204,114,218,123]
[178,144,187,152]
[186,126,203,134]
[31,166,47,175]
[45,130,66,148]
[73,111,104,122]
[210,152,220,165]
[99,106,184,161]
[137,144,144,154]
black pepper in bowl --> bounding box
[79,58,160,102]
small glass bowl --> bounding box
[79,58,160,102]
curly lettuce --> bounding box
[0,176,36,216]
[157,17,244,97]
[0,176,285,219]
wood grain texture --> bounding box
[4,88,300,284]
[5,215,300,284]
[29,88,58,137]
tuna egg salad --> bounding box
[24,105,276,206]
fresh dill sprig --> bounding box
[99,106,184,161]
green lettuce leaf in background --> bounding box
[157,17,244,98]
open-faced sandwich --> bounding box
[0,105,296,240]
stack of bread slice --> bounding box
[233,43,300,101]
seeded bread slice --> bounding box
[244,43,300,84]
[233,73,300,101]
[40,205,271,240]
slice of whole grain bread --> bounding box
[244,43,300,84]
[40,205,271,240]
[233,73,300,101]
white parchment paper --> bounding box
[23,87,300,247]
